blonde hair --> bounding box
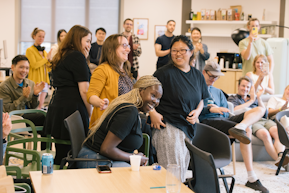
[252,54,268,73]
[31,28,45,40]
[85,75,162,143]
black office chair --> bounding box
[60,111,111,169]
[192,123,232,193]
[185,139,235,193]
[275,111,289,175]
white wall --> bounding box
[284,1,289,38]
[191,0,280,59]
[121,0,182,77]
[0,0,16,68]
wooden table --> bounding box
[29,166,194,193]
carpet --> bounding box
[186,161,289,193]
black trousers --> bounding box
[201,113,245,144]
[22,113,47,150]
[54,143,71,165]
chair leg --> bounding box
[59,158,67,170]
[231,142,236,175]
[276,149,289,175]
[219,168,229,193]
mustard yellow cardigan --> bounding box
[26,46,51,84]
[87,63,119,128]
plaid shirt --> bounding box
[121,33,142,70]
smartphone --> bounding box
[252,27,258,36]
[96,165,111,173]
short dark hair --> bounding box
[123,18,133,24]
[238,76,252,86]
[170,35,193,50]
[169,35,193,65]
[12,55,29,65]
[191,27,201,34]
[167,20,176,24]
[95,27,106,34]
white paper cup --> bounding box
[129,155,141,171]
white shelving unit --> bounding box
[185,32,273,38]
[185,20,277,39]
[185,20,277,25]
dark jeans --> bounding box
[77,146,130,168]
[22,113,47,150]
[201,113,245,135]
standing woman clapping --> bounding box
[26,28,51,109]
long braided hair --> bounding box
[85,75,162,143]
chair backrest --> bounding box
[185,139,220,193]
[275,111,289,147]
[64,111,86,159]
[193,123,231,168]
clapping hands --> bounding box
[34,82,45,96]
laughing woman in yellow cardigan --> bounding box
[26,28,51,109]
[87,34,133,128]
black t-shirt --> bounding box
[84,103,143,154]
[52,50,91,88]
[89,42,102,65]
[153,63,210,139]
[155,34,175,68]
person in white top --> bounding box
[246,54,274,95]
[50,29,67,60]
[268,85,289,120]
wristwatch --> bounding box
[3,138,7,143]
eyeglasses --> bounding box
[171,49,190,55]
[125,23,133,26]
[206,71,219,80]
[119,43,131,49]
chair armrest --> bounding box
[227,101,234,113]
[9,109,46,117]
[5,166,22,179]
[5,147,41,170]
[66,158,112,163]
[218,175,235,193]
[8,133,25,139]
[218,174,234,178]
[14,183,31,193]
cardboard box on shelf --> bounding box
[227,9,235,20]
[217,9,222,20]
[230,5,242,17]
[201,9,206,20]
[210,10,216,20]
[205,10,210,20]
[221,9,227,20]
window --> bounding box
[20,0,119,55]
